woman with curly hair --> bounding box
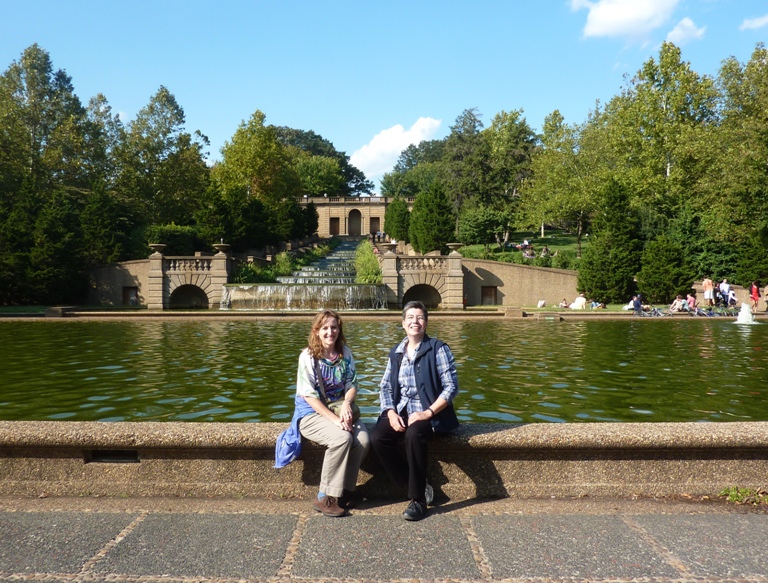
[275,309,369,517]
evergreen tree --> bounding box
[577,180,642,303]
[26,190,85,303]
[636,235,694,304]
[408,184,455,254]
[384,196,410,242]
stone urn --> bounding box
[213,243,231,255]
[446,243,463,255]
[148,243,167,255]
[382,242,397,254]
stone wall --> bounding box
[2,421,766,500]
[462,259,579,308]
[89,260,149,306]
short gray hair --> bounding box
[401,301,428,321]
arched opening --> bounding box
[169,285,209,309]
[402,284,442,309]
[348,209,362,236]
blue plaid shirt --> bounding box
[379,337,459,415]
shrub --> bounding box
[355,240,383,284]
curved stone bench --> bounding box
[1,421,767,499]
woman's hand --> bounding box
[387,408,406,432]
[339,400,353,423]
[335,401,354,432]
[408,409,433,425]
[335,415,353,432]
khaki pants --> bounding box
[299,414,370,497]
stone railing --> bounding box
[399,257,448,271]
[164,257,213,273]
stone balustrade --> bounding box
[164,257,214,272]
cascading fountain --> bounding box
[735,302,759,325]
[220,239,388,311]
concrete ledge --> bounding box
[1,421,767,499]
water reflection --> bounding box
[0,318,765,423]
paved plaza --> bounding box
[1,495,766,582]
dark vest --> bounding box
[387,335,459,434]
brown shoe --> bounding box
[312,496,345,517]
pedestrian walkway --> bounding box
[1,496,766,582]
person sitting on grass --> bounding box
[569,294,587,309]
[669,295,688,313]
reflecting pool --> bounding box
[0,318,765,423]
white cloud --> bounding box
[350,117,442,185]
[666,17,705,45]
[571,0,679,41]
[740,14,768,30]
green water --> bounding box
[1,318,765,423]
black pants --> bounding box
[370,413,432,502]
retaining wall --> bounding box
[2,421,767,500]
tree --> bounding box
[442,108,492,225]
[699,43,768,244]
[484,109,538,204]
[216,111,301,206]
[293,155,345,197]
[636,235,695,303]
[601,42,718,218]
[383,196,410,242]
[408,184,455,254]
[380,161,441,199]
[116,86,210,226]
[457,203,500,254]
[0,44,90,192]
[274,126,373,196]
[392,139,445,173]
[26,190,85,303]
[577,180,642,303]
[519,110,602,256]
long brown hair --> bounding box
[307,309,347,359]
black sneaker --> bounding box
[402,499,427,521]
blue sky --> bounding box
[2,0,767,191]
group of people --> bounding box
[703,277,766,312]
[669,293,698,313]
[561,293,605,310]
[274,301,459,522]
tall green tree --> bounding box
[116,86,210,226]
[409,184,455,254]
[577,180,642,303]
[442,108,492,225]
[383,195,410,242]
[701,43,768,244]
[484,109,538,204]
[601,42,718,219]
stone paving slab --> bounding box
[473,514,680,580]
[635,514,768,579]
[91,513,298,579]
[293,514,480,579]
[0,511,134,574]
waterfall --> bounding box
[220,239,388,311]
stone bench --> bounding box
[1,421,767,499]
